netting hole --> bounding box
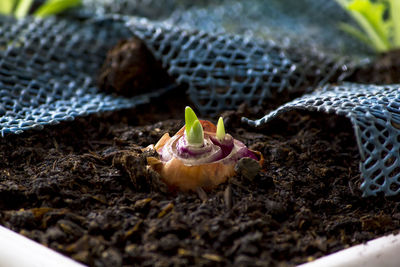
[366,143,375,153]
[372,169,382,178]
[215,87,229,95]
[198,98,209,107]
[215,61,226,69]
[384,156,396,167]
[233,76,246,83]
[389,167,400,178]
[161,44,171,55]
[382,130,389,138]
[390,183,400,192]
[369,184,378,191]
[385,143,393,151]
[375,176,385,186]
[242,86,252,95]
[254,86,263,96]
[195,69,207,79]
[378,135,386,145]
[374,122,385,132]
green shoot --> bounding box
[0,0,81,18]
[14,0,33,18]
[0,0,17,15]
[187,120,204,146]
[336,0,400,52]
[185,106,199,134]
[185,107,204,146]
[34,0,81,18]
[389,0,400,46]
[216,117,225,141]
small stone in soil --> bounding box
[235,157,261,181]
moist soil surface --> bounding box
[2,43,400,266]
[1,88,400,267]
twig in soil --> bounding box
[224,184,233,209]
[158,202,174,218]
[52,138,60,153]
[202,253,224,262]
[196,187,208,203]
[83,151,105,163]
[348,181,355,196]
[51,159,58,171]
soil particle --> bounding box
[1,53,400,266]
[97,38,172,97]
[235,158,262,182]
[347,49,400,84]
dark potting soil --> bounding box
[347,49,400,84]
[1,43,400,266]
[0,88,399,267]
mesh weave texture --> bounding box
[124,17,357,115]
[1,0,399,196]
[0,0,368,134]
[0,15,170,135]
[243,84,400,197]
[83,0,371,115]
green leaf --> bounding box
[34,0,81,17]
[184,107,204,146]
[14,0,34,18]
[335,0,391,52]
[216,117,225,141]
[388,0,400,47]
[339,22,374,47]
[348,0,390,51]
[0,0,17,15]
[187,120,204,146]
[185,106,199,137]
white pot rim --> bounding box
[1,224,400,267]
[0,225,85,267]
[299,232,400,267]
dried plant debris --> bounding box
[0,99,400,266]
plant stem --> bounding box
[389,0,400,48]
[14,0,33,18]
[350,11,389,52]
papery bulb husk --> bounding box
[146,120,264,191]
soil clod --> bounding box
[0,97,399,266]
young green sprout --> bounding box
[216,117,225,141]
[185,106,204,146]
[145,106,263,191]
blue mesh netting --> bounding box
[1,0,368,133]
[243,84,400,196]
[1,0,400,196]
[0,15,171,135]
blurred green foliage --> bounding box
[336,0,400,52]
[0,0,81,18]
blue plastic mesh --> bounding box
[1,0,368,134]
[81,0,371,115]
[0,15,170,135]
[2,0,400,196]
[243,84,400,196]
[122,16,358,115]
